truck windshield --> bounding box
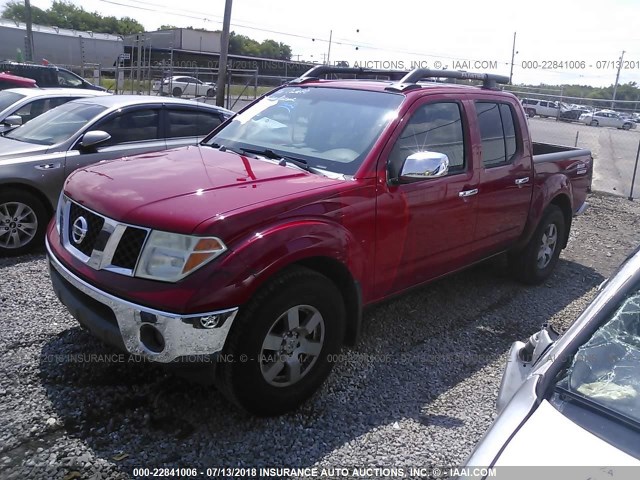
[4,101,106,145]
[207,86,403,175]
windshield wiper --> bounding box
[240,147,313,172]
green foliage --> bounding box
[229,32,292,60]
[1,0,144,35]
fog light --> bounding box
[140,324,165,353]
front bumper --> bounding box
[47,238,238,363]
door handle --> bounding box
[459,188,478,198]
[35,163,62,170]
[515,177,530,186]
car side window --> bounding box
[15,99,49,123]
[166,109,223,138]
[58,70,83,88]
[476,102,518,167]
[96,109,160,146]
[388,102,466,178]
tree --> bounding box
[229,32,292,60]
[1,0,144,35]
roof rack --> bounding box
[290,65,409,84]
[290,65,510,90]
[393,69,510,90]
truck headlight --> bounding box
[55,192,66,235]
[135,231,227,282]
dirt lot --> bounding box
[1,192,640,479]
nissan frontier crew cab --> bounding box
[46,66,593,416]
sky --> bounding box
[2,0,640,87]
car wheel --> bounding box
[590,120,599,127]
[526,108,536,118]
[206,88,215,97]
[215,266,345,416]
[172,87,182,97]
[0,188,48,256]
[508,205,565,285]
[622,123,632,130]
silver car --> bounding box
[0,95,233,255]
[579,110,636,130]
[463,247,640,476]
[0,88,110,133]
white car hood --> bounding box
[495,400,640,471]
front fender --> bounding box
[185,218,367,311]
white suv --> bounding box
[520,98,560,118]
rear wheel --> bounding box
[215,266,345,416]
[509,205,565,285]
[622,123,632,130]
[172,87,182,97]
[0,189,48,256]
[590,120,599,127]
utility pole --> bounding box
[24,0,35,61]
[215,0,233,108]
[611,50,625,109]
[326,30,332,65]
[509,31,517,84]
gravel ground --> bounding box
[1,191,640,480]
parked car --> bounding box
[0,88,110,133]
[559,108,590,123]
[0,95,233,255]
[0,61,106,91]
[520,98,561,118]
[46,66,592,416]
[579,110,636,130]
[463,246,640,474]
[0,71,37,90]
[153,75,217,97]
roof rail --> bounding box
[290,65,510,90]
[392,69,510,90]
[290,65,409,83]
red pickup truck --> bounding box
[46,67,592,415]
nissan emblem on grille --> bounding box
[72,216,89,244]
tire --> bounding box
[590,120,599,127]
[0,188,48,256]
[622,123,632,130]
[215,266,346,416]
[526,108,536,118]
[172,87,182,97]
[206,88,215,97]
[508,205,566,285]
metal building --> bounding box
[0,18,123,68]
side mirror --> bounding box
[4,115,22,126]
[398,151,449,183]
[79,130,111,149]
[496,325,559,413]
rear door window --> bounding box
[166,109,223,138]
[476,102,519,167]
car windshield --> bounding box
[4,101,106,145]
[555,284,640,427]
[0,91,26,113]
[207,86,403,176]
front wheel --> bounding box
[206,88,215,97]
[215,266,345,416]
[172,87,182,97]
[590,120,599,127]
[622,123,632,130]
[508,205,566,285]
[0,189,48,256]
[526,108,536,118]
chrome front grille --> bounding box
[59,196,149,276]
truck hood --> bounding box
[0,136,50,160]
[65,145,342,234]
